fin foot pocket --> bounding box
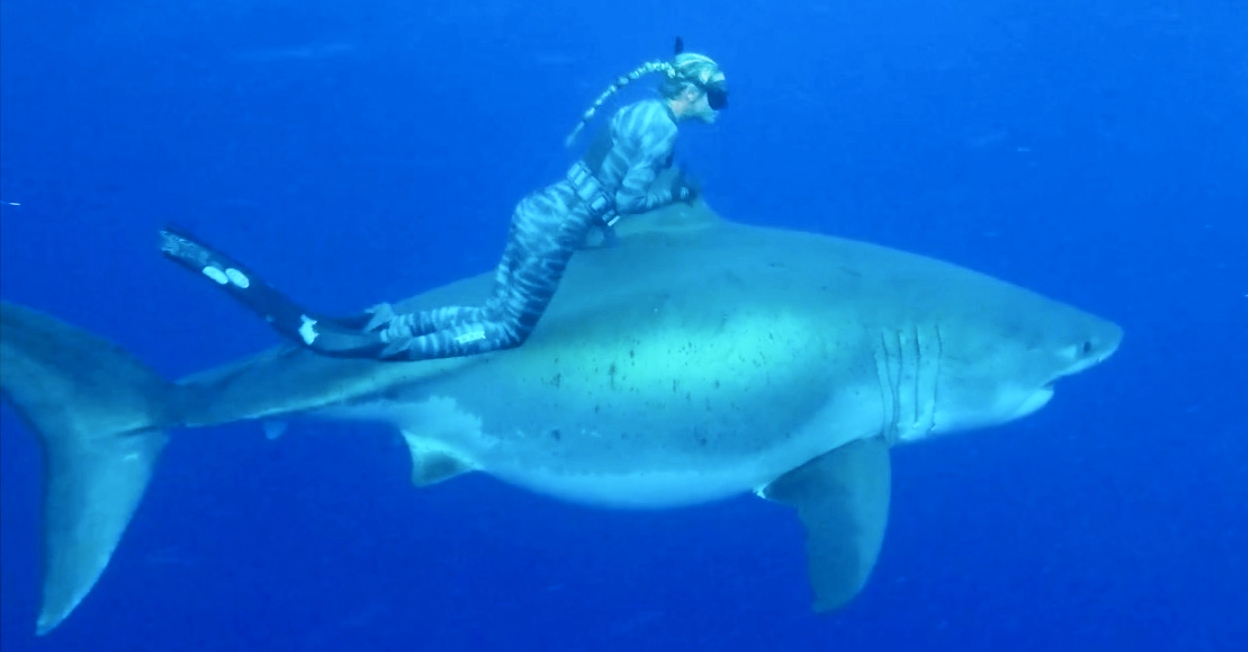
[299,320,388,359]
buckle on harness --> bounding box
[567,162,613,217]
[566,161,592,185]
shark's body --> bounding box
[0,202,1122,635]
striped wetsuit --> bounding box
[371,98,687,361]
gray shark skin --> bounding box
[0,201,1123,635]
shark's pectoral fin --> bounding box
[401,432,472,487]
[0,301,178,635]
[759,436,892,612]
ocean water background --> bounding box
[1,0,1245,650]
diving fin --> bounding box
[159,225,314,345]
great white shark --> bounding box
[0,200,1122,635]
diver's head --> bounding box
[660,52,728,123]
[563,40,728,147]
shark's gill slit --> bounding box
[932,324,945,430]
[913,322,923,432]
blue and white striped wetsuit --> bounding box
[371,98,688,361]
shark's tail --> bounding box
[0,300,181,635]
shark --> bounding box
[0,201,1123,635]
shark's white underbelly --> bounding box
[324,389,885,510]
[475,444,821,509]
[484,461,787,509]
[455,428,854,510]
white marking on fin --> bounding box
[299,315,319,344]
[202,266,229,285]
[225,268,250,288]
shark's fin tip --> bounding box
[402,432,473,487]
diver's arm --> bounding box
[608,100,693,215]
[613,132,683,214]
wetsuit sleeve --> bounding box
[611,105,680,214]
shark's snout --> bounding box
[1058,319,1124,380]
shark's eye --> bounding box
[1080,341,1093,355]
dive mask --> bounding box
[703,84,728,110]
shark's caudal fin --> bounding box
[760,436,892,612]
[0,301,180,635]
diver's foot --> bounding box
[330,303,396,332]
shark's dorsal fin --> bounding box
[759,436,892,612]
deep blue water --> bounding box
[2,1,1245,650]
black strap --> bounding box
[580,126,614,176]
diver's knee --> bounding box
[499,325,532,350]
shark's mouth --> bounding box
[1012,385,1056,421]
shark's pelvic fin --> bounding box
[0,301,179,635]
[760,436,892,612]
[402,433,473,487]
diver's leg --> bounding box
[357,216,527,341]
[376,305,486,338]
[374,186,595,361]
[163,181,597,362]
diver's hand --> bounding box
[670,166,701,204]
